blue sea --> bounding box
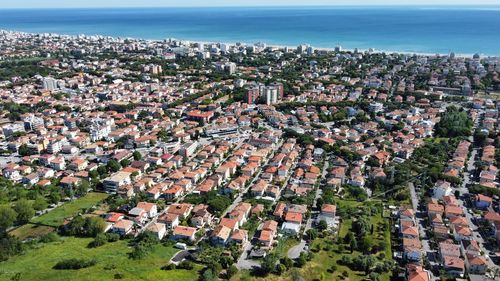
[0,6,499,55]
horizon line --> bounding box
[2,4,500,10]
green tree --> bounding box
[0,206,17,231]
[32,196,47,211]
[13,199,34,224]
[306,229,318,241]
[227,264,238,278]
[318,220,328,231]
[133,151,142,161]
[260,253,278,275]
[107,160,121,173]
[120,159,131,167]
[296,252,307,267]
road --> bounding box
[236,241,260,270]
[220,140,283,219]
[408,182,434,265]
[287,159,329,259]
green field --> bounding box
[0,237,201,281]
[9,192,109,240]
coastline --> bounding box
[1,29,488,59]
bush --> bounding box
[39,232,59,243]
[53,258,96,270]
[89,233,108,248]
[161,263,176,270]
[106,233,120,242]
[177,261,194,270]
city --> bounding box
[0,29,499,281]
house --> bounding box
[136,202,158,218]
[406,264,430,281]
[475,194,493,209]
[230,229,248,245]
[443,256,465,277]
[112,219,134,235]
[452,225,473,241]
[433,180,452,200]
[191,204,213,228]
[220,218,239,231]
[259,220,278,247]
[403,238,422,262]
[465,253,488,274]
[211,225,232,246]
[59,176,81,189]
[158,213,180,229]
[103,171,131,193]
[147,222,167,240]
[171,226,197,241]
[104,212,125,223]
[128,207,148,224]
[167,203,193,219]
[317,204,337,228]
[282,212,303,235]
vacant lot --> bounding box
[0,236,201,281]
[9,192,109,240]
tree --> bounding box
[13,199,34,224]
[276,263,287,275]
[281,257,293,269]
[49,191,61,204]
[18,144,33,156]
[107,160,121,173]
[133,151,142,161]
[227,265,238,279]
[89,233,107,248]
[201,269,216,281]
[32,196,47,211]
[306,229,318,241]
[85,217,107,237]
[352,216,370,237]
[260,253,278,275]
[0,206,17,231]
[360,236,374,254]
[76,180,90,196]
[157,129,169,141]
[318,220,328,231]
[296,253,307,267]
[120,159,131,167]
[350,237,358,253]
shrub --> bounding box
[177,261,194,270]
[161,263,176,270]
[39,232,59,243]
[89,233,108,248]
[53,258,96,270]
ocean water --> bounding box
[0,6,499,55]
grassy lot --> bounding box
[9,224,55,240]
[9,192,109,240]
[232,199,393,281]
[0,236,202,281]
[31,192,109,227]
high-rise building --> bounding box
[244,87,260,104]
[270,82,284,99]
[263,86,278,105]
[42,77,58,91]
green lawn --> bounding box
[31,192,109,227]
[0,237,202,281]
[9,192,109,240]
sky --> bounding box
[2,0,500,8]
